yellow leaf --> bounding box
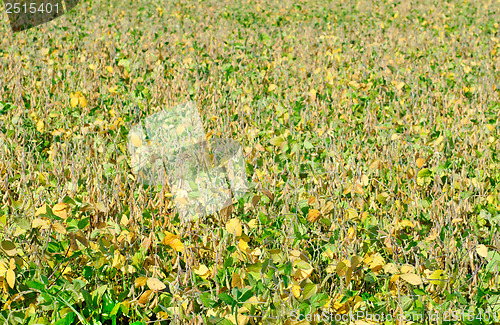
[353,183,364,195]
[291,284,301,298]
[238,239,249,251]
[416,157,425,168]
[162,232,184,252]
[35,204,48,217]
[268,84,277,92]
[6,269,15,288]
[36,120,44,133]
[169,238,184,252]
[32,218,49,229]
[138,289,153,305]
[70,96,79,108]
[307,209,320,222]
[106,66,113,74]
[400,273,422,285]
[396,81,406,90]
[400,264,415,274]
[0,261,8,277]
[320,201,334,215]
[361,174,369,186]
[476,244,488,258]
[346,208,358,220]
[175,124,186,135]
[95,202,106,213]
[309,88,317,100]
[147,278,166,291]
[135,277,148,287]
[399,219,414,228]
[79,95,87,108]
[53,203,69,220]
[51,222,67,234]
[112,251,125,269]
[226,218,243,236]
[194,265,210,279]
[383,263,399,274]
[247,219,258,229]
[427,270,446,286]
[231,272,244,288]
[130,133,143,148]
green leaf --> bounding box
[417,168,432,178]
[302,283,317,300]
[218,292,236,305]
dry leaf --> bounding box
[51,222,67,234]
[307,209,321,222]
[135,277,148,287]
[476,244,488,258]
[320,201,334,215]
[53,203,69,220]
[34,204,48,217]
[400,273,422,285]
[147,277,166,291]
[226,218,243,236]
[138,289,153,305]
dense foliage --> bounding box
[0,0,499,323]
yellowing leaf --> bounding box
[346,208,358,220]
[400,273,422,286]
[0,261,8,277]
[175,124,186,135]
[383,263,399,274]
[269,136,285,147]
[35,204,48,217]
[291,284,301,298]
[396,81,406,90]
[427,270,446,286]
[400,264,415,274]
[147,277,166,291]
[32,218,49,229]
[162,232,184,252]
[476,244,488,258]
[226,218,243,236]
[238,239,249,251]
[309,88,317,100]
[106,66,114,74]
[79,95,87,108]
[194,264,210,279]
[51,222,67,234]
[1,240,17,256]
[231,272,244,289]
[416,157,425,168]
[52,203,69,220]
[130,133,143,148]
[36,120,44,133]
[399,219,414,228]
[138,289,153,305]
[70,96,79,108]
[307,209,320,222]
[351,255,363,268]
[112,251,125,269]
[168,238,184,252]
[95,202,106,213]
[248,219,258,229]
[268,84,277,92]
[6,269,15,288]
[320,201,334,215]
[135,277,148,287]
